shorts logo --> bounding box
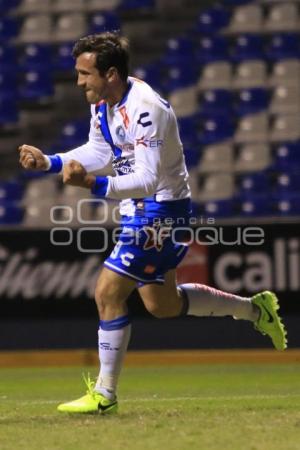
[144,265,156,274]
[116,125,126,142]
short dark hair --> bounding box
[72,32,129,81]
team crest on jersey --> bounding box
[116,125,126,142]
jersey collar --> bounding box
[117,79,133,108]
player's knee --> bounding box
[95,282,123,315]
[145,303,172,319]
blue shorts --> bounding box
[104,221,189,285]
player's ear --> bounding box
[106,67,118,82]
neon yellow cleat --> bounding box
[252,291,287,351]
[57,375,118,414]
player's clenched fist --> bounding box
[63,160,95,189]
[18,144,48,170]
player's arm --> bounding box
[18,108,112,174]
[79,104,167,198]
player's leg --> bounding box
[178,282,287,349]
[139,270,259,321]
[139,271,287,350]
[94,267,136,399]
[138,269,183,318]
[58,267,136,414]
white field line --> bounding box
[1,393,300,406]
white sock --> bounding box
[95,315,131,400]
[179,283,259,321]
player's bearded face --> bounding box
[75,52,108,104]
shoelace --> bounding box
[82,373,97,398]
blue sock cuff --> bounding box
[100,315,131,331]
[46,155,63,173]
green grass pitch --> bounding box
[1,364,300,450]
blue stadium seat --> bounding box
[163,65,197,92]
[273,172,300,194]
[0,203,24,224]
[177,115,198,140]
[239,195,272,216]
[272,142,300,171]
[266,33,300,61]
[274,193,300,216]
[199,89,233,117]
[56,119,90,150]
[0,0,20,13]
[231,34,264,62]
[184,147,201,169]
[203,199,235,218]
[196,6,230,34]
[19,70,54,102]
[164,37,195,66]
[20,43,53,71]
[132,64,163,92]
[238,172,270,197]
[54,43,74,72]
[198,116,235,145]
[0,181,24,201]
[0,17,20,42]
[0,44,17,73]
[0,72,18,96]
[235,88,269,116]
[88,11,121,34]
[196,35,229,64]
[0,94,19,127]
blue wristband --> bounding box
[46,155,63,173]
[91,176,109,197]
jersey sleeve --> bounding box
[57,107,112,173]
[106,102,169,199]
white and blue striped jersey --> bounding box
[57,77,191,217]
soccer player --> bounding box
[19,32,287,415]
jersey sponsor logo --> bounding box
[135,137,163,148]
[116,125,126,142]
[112,156,133,175]
[137,112,152,128]
[118,143,134,152]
